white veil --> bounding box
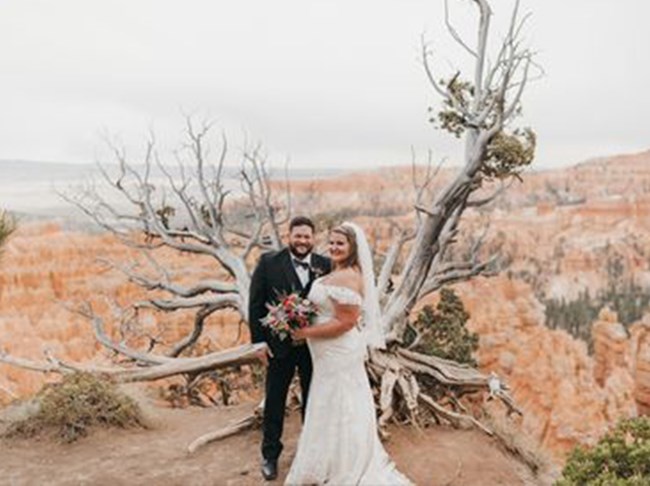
[341,222,386,350]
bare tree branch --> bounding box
[101,258,237,298]
[444,0,478,58]
[137,294,241,312]
[167,304,221,358]
[66,303,174,365]
[467,180,512,207]
[0,343,268,383]
[418,255,498,300]
[0,348,63,374]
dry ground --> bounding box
[0,396,550,486]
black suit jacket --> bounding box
[248,248,331,359]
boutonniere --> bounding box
[310,266,326,278]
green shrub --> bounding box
[405,287,479,365]
[4,372,146,443]
[0,210,15,258]
[557,417,650,485]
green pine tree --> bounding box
[558,416,650,485]
[406,287,479,366]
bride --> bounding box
[284,222,412,485]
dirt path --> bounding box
[0,403,544,486]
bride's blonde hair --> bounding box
[330,224,360,269]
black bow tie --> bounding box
[293,259,310,270]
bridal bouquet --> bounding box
[261,292,318,341]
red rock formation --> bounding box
[0,222,245,406]
[629,317,650,415]
[448,277,637,461]
[592,308,629,386]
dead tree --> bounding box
[381,0,538,344]
[0,118,289,403]
[1,0,537,453]
[361,0,538,427]
[74,118,290,351]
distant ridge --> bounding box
[0,160,97,183]
[0,159,344,182]
[0,159,346,220]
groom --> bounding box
[248,216,331,481]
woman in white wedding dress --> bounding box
[284,223,412,486]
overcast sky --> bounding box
[1,0,648,171]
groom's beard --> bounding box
[289,243,313,259]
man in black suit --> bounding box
[248,216,331,481]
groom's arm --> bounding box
[248,253,270,345]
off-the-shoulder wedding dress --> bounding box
[285,278,412,485]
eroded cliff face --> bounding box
[592,309,629,386]
[434,277,637,461]
[0,222,244,405]
[629,318,650,415]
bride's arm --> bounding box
[291,301,360,340]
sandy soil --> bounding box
[0,399,546,486]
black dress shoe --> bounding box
[261,459,278,481]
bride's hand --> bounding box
[291,327,309,340]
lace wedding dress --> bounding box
[284,279,412,485]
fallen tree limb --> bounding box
[0,343,268,383]
[187,402,263,454]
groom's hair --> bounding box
[289,216,315,233]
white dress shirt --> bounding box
[292,254,312,288]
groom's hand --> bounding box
[255,345,273,367]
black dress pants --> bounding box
[261,344,312,461]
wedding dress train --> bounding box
[285,279,412,485]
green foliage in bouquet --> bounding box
[405,288,479,366]
[4,372,146,443]
[557,417,650,485]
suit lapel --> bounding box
[280,249,304,294]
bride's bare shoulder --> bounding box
[322,268,363,295]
